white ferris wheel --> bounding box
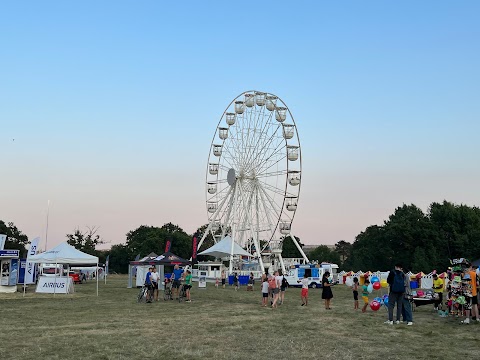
[196,91,308,273]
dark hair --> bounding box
[365,279,370,284]
[395,263,403,269]
[303,273,308,278]
[353,277,358,283]
[324,271,330,277]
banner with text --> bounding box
[36,276,74,294]
[25,237,40,284]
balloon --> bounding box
[370,300,381,311]
[345,278,353,287]
[373,282,381,290]
[367,284,373,293]
[380,279,388,288]
[383,296,389,306]
[374,297,382,303]
[417,290,424,297]
[371,276,380,283]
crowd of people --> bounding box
[139,260,480,327]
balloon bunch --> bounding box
[370,294,389,311]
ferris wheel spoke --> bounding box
[257,181,289,222]
[255,169,288,179]
[242,111,276,172]
[244,126,283,174]
[256,152,288,177]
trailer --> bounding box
[284,263,339,288]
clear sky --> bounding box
[1,1,479,250]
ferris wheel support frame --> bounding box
[228,181,239,274]
[287,233,309,263]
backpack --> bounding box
[391,270,405,293]
[268,276,277,289]
[281,276,288,288]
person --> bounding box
[280,272,288,305]
[385,263,405,325]
[361,279,370,312]
[221,270,226,289]
[215,277,219,288]
[233,272,239,291]
[144,267,154,303]
[432,273,444,310]
[468,265,479,322]
[461,266,479,324]
[401,269,413,326]
[249,272,255,291]
[172,265,184,299]
[150,267,160,301]
[271,270,281,308]
[184,270,193,302]
[321,271,333,310]
[351,277,359,310]
[298,273,309,306]
[261,277,269,307]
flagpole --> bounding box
[45,200,50,250]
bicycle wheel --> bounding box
[137,287,146,303]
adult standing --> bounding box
[385,263,405,325]
[144,266,154,303]
[172,265,184,299]
[151,267,160,302]
[280,271,288,305]
[401,269,413,325]
[461,265,479,324]
[321,271,333,309]
[271,270,281,308]
[432,273,444,310]
[221,269,226,289]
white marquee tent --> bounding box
[198,236,252,259]
[28,242,99,296]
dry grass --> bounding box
[1,275,479,360]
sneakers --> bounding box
[384,321,393,325]
[461,318,470,324]
[395,320,400,325]
[407,322,413,326]
[186,300,191,303]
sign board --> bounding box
[198,270,207,289]
[36,276,74,294]
[0,250,20,258]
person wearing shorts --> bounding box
[151,267,160,301]
[184,270,192,302]
[299,273,309,306]
[361,279,370,313]
[261,277,269,307]
[172,265,184,299]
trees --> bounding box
[66,226,105,256]
[281,235,304,258]
[348,201,480,272]
[0,220,29,256]
[309,245,341,264]
[334,240,352,267]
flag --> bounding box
[105,255,110,275]
[0,234,6,250]
[132,254,141,276]
[164,237,172,253]
[191,232,199,264]
[25,237,40,284]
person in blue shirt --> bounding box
[144,266,154,303]
[172,265,184,299]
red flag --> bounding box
[191,233,198,264]
[165,238,172,253]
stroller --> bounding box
[164,278,173,301]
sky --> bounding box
[1,1,479,251]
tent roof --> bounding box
[198,236,252,258]
[153,252,190,265]
[28,242,98,264]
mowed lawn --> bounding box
[1,275,479,360]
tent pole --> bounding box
[54,261,57,297]
[96,262,99,296]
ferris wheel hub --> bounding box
[227,168,236,186]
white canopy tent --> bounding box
[28,242,99,296]
[198,235,252,259]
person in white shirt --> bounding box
[298,273,309,306]
[150,267,160,301]
[261,277,269,307]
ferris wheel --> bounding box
[196,90,307,273]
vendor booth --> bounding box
[127,251,190,289]
[28,242,99,296]
[0,250,20,293]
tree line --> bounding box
[2,200,479,273]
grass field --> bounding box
[1,275,479,360]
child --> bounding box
[233,272,239,291]
[262,277,269,307]
[298,273,309,306]
[215,277,219,288]
[352,277,359,310]
[362,279,370,313]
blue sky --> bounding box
[1,1,479,250]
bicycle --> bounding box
[178,284,187,303]
[164,281,173,301]
[137,285,148,303]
